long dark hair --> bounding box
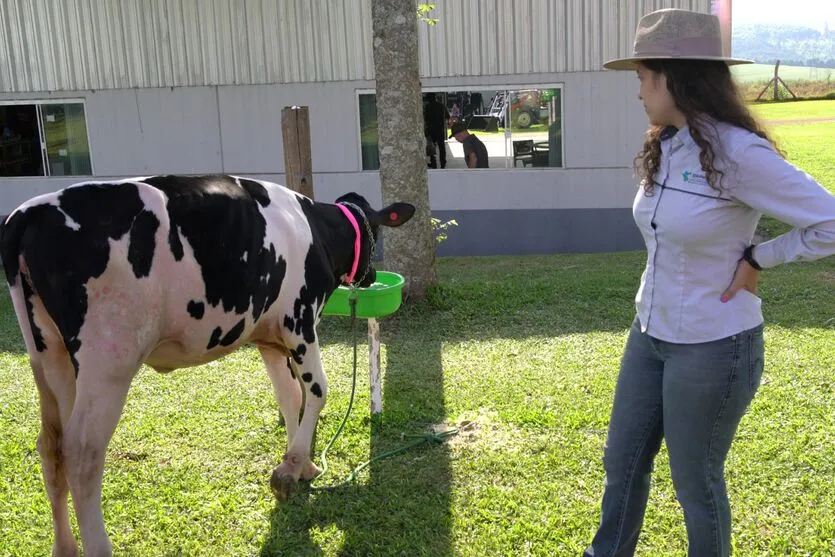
[635,59,781,193]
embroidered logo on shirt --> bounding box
[682,170,708,186]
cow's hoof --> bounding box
[270,468,297,501]
[300,460,322,482]
[53,543,79,557]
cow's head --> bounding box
[334,193,415,287]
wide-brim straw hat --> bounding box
[604,8,753,70]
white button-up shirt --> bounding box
[633,121,835,343]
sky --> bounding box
[732,0,835,30]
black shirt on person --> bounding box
[462,134,489,168]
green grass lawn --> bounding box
[770,122,835,191]
[469,122,550,138]
[1,254,833,556]
[1,101,834,556]
[750,99,835,121]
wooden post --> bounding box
[281,106,314,199]
[773,61,781,101]
[756,61,797,102]
[776,62,797,100]
[368,318,382,414]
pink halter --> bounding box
[337,203,361,285]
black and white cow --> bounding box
[0,174,414,557]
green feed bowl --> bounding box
[322,271,405,318]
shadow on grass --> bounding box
[259,319,453,556]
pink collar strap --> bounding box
[337,203,361,284]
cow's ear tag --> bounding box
[389,212,398,222]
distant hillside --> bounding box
[733,23,835,68]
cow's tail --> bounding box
[0,209,27,287]
[0,210,64,363]
[1,210,43,353]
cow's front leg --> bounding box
[270,341,327,500]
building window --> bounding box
[0,101,93,177]
[357,85,563,171]
[358,94,380,172]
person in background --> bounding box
[424,126,437,169]
[423,93,449,169]
[450,102,461,123]
[449,122,488,168]
[584,8,835,557]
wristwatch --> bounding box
[742,244,762,271]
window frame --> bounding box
[0,98,95,178]
[355,83,565,172]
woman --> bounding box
[585,8,835,557]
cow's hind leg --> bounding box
[270,342,328,499]
[259,347,321,489]
[63,356,138,557]
[260,348,303,443]
[34,354,79,557]
[11,283,79,556]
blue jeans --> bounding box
[584,316,764,557]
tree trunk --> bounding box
[371,0,437,300]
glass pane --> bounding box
[445,89,508,168]
[509,88,563,168]
[356,85,563,171]
[41,103,92,176]
[546,88,563,168]
[0,104,44,176]
[358,94,379,171]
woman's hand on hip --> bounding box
[721,260,761,303]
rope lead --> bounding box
[310,289,458,492]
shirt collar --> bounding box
[661,124,696,153]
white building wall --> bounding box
[0,0,710,92]
[0,70,645,215]
[0,0,714,254]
